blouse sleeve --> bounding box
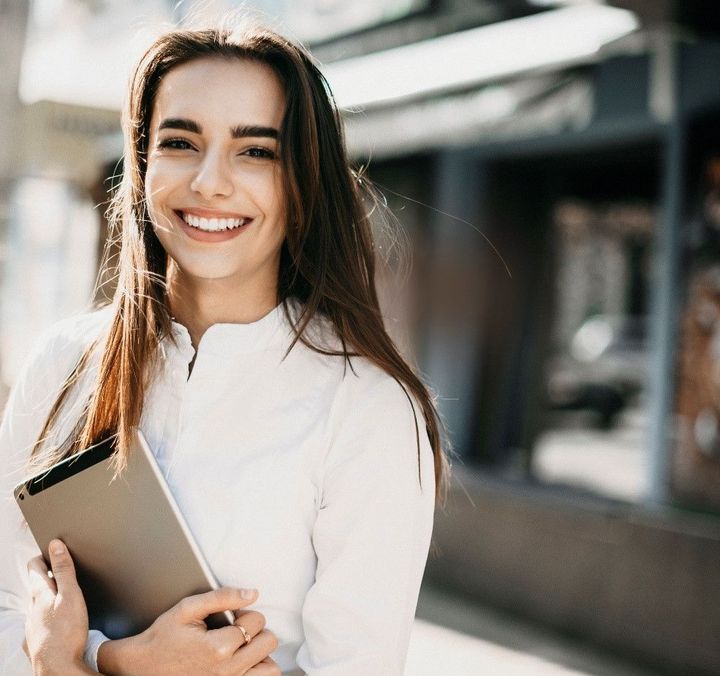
[0,316,108,674]
[296,373,436,675]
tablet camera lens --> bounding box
[19,493,24,500]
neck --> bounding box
[167,263,279,348]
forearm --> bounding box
[96,635,147,676]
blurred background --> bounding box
[2,0,720,673]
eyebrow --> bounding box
[231,124,279,140]
[158,118,279,140]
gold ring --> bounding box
[237,624,252,645]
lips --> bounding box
[176,209,252,232]
[173,209,254,243]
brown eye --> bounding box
[244,147,275,159]
[158,138,194,150]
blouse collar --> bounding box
[167,299,299,360]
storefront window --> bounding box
[533,199,654,501]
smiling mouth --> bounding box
[177,211,252,232]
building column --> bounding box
[421,150,487,456]
[647,34,685,505]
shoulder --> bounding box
[13,306,113,398]
[23,306,113,375]
[320,356,436,503]
[286,300,425,431]
[326,356,429,463]
[1,307,114,473]
[286,304,436,493]
[339,356,418,415]
[34,305,112,351]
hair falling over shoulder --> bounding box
[28,19,450,503]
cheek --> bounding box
[145,162,180,222]
[144,164,162,214]
[240,168,283,214]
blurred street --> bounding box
[534,407,648,502]
[407,585,657,676]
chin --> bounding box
[175,262,245,283]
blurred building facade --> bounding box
[318,1,720,673]
[3,0,720,673]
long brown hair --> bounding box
[28,23,449,501]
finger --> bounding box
[233,610,266,638]
[204,625,248,660]
[203,611,265,660]
[175,587,258,623]
[229,630,278,670]
[47,540,81,597]
[27,556,57,599]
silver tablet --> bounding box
[14,428,233,639]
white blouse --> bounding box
[0,301,435,675]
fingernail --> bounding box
[49,540,65,556]
[240,588,257,599]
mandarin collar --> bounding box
[167,300,298,360]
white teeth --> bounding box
[181,213,247,231]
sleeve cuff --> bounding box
[83,629,110,672]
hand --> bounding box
[24,539,94,676]
[97,587,280,676]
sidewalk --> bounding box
[406,584,659,675]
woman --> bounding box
[0,21,447,675]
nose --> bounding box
[190,150,234,200]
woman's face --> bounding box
[145,56,287,287]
